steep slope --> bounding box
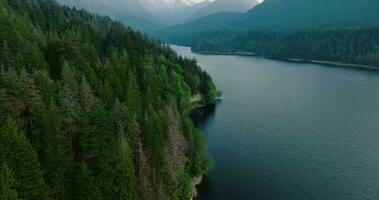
[143,0,212,25]
[176,12,243,32]
[232,0,379,30]
[56,0,164,32]
[186,0,259,22]
[189,28,379,67]
[0,0,217,199]
[155,12,243,44]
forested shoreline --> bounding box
[163,27,379,68]
[0,0,218,199]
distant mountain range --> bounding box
[153,12,242,43]
[232,0,379,30]
[157,0,379,41]
[55,0,261,31]
[185,0,259,22]
[56,0,165,32]
[143,0,213,25]
[57,0,379,34]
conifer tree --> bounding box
[126,71,142,118]
[0,118,49,200]
[61,62,79,99]
[72,164,102,200]
[80,75,94,111]
[0,162,20,200]
[31,103,73,200]
[113,138,140,200]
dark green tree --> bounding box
[126,71,142,118]
[72,164,102,200]
[0,118,49,200]
[0,162,20,200]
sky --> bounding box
[147,0,263,7]
[184,0,264,4]
[183,0,263,4]
[158,0,211,5]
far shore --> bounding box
[191,49,379,72]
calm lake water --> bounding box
[172,45,379,200]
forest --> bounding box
[0,0,218,199]
[170,27,379,67]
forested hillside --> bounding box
[154,12,242,41]
[0,0,217,199]
[185,0,258,23]
[55,0,164,32]
[233,0,379,30]
[158,0,379,68]
[185,28,379,67]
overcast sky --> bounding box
[143,0,263,7]
[187,0,264,4]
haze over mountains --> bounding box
[56,0,379,38]
[56,0,164,32]
[154,11,243,41]
[233,0,379,30]
[143,0,213,25]
[56,0,261,31]
[186,0,259,22]
[157,0,379,42]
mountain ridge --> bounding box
[232,0,379,30]
[56,0,165,32]
[186,0,259,23]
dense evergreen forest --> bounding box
[169,27,379,67]
[0,0,218,199]
[157,0,379,68]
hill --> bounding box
[0,0,217,199]
[56,0,165,32]
[186,0,259,22]
[232,0,379,30]
[155,11,242,45]
[143,0,213,25]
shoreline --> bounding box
[191,175,203,200]
[192,50,379,72]
[189,94,207,200]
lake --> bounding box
[172,45,379,200]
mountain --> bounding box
[56,0,165,32]
[157,0,379,47]
[143,0,213,25]
[155,12,243,43]
[162,12,242,34]
[186,0,259,22]
[232,0,379,30]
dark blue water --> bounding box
[172,45,379,200]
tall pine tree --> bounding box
[0,118,49,200]
[0,162,20,200]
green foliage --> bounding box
[0,162,20,200]
[182,118,213,176]
[126,71,142,118]
[186,129,213,176]
[0,118,49,200]
[113,138,140,200]
[0,1,217,199]
[172,170,192,200]
[205,82,217,105]
[183,27,379,67]
[72,164,102,200]
[172,71,192,112]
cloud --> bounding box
[182,0,210,5]
[142,0,211,6]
